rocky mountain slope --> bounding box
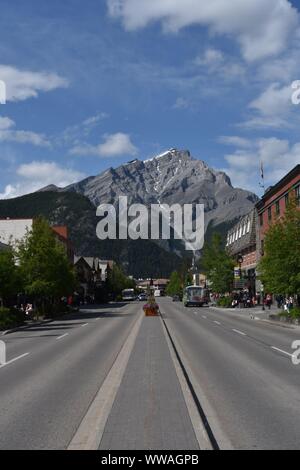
[63,148,258,231]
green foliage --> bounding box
[107,264,135,298]
[184,272,193,287]
[17,218,76,315]
[217,297,232,308]
[0,249,22,307]
[166,271,182,296]
[0,307,25,330]
[0,191,182,278]
[259,201,300,295]
[202,233,235,294]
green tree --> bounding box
[166,271,182,296]
[202,233,235,294]
[107,264,135,298]
[0,249,22,307]
[18,218,76,316]
[259,201,300,295]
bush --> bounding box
[279,307,300,320]
[0,307,25,330]
[217,297,232,308]
[291,307,300,319]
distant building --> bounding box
[137,278,169,294]
[256,164,300,261]
[0,218,33,246]
[0,218,74,262]
[226,208,257,294]
[74,256,114,299]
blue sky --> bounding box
[0,0,300,198]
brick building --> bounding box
[256,164,300,260]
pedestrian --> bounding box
[266,294,272,310]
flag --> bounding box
[260,161,264,181]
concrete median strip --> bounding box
[67,312,143,450]
[161,314,233,450]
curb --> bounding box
[209,306,298,329]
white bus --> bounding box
[122,289,136,301]
[183,286,209,307]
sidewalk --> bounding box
[99,316,199,451]
[209,304,280,320]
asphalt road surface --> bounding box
[160,298,300,450]
[0,303,141,450]
[1,298,300,450]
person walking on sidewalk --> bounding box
[266,294,272,310]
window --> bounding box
[285,193,289,207]
[275,201,280,216]
[260,214,263,226]
[268,207,272,222]
[296,185,300,206]
[246,220,250,233]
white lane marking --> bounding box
[81,323,89,327]
[56,333,69,340]
[213,321,221,325]
[202,315,207,319]
[68,312,144,450]
[271,346,293,357]
[0,352,30,369]
[232,329,247,336]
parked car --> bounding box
[138,293,147,301]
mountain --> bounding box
[65,148,258,231]
[0,191,182,278]
[0,149,258,276]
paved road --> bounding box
[160,298,300,450]
[99,316,199,451]
[0,303,141,450]
[1,298,300,450]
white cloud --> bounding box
[59,112,109,146]
[242,82,296,129]
[222,136,300,192]
[218,136,252,148]
[194,48,224,67]
[0,115,50,147]
[249,83,293,117]
[173,97,189,109]
[107,0,299,61]
[0,116,15,130]
[0,65,69,102]
[0,161,84,199]
[70,132,138,157]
